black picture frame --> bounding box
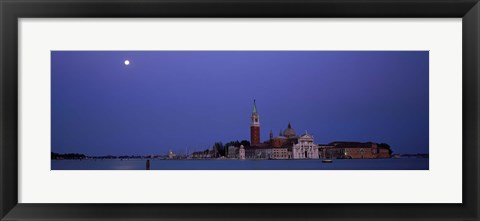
[1,0,479,220]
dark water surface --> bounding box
[52,158,428,170]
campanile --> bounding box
[250,99,260,145]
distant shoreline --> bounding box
[51,155,429,161]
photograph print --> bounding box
[51,51,429,170]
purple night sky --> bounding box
[51,51,429,156]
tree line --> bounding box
[51,152,86,160]
[211,140,250,157]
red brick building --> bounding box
[323,142,392,159]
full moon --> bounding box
[124,60,130,65]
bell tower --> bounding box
[250,99,260,145]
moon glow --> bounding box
[124,60,130,65]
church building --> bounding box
[247,100,319,160]
[292,132,319,159]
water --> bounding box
[51,158,428,170]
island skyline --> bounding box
[51,51,429,156]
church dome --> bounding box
[283,123,296,138]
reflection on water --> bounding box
[52,158,428,170]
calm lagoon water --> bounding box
[51,158,428,170]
